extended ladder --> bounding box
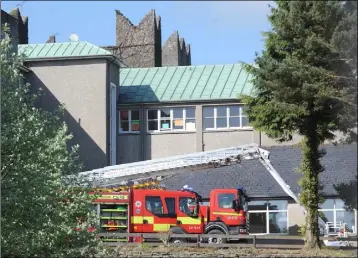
[76,144,301,206]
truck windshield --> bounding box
[179,197,197,216]
[218,193,236,208]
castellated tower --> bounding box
[102,9,161,68]
[102,9,191,68]
[162,31,191,67]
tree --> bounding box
[1,29,102,257]
[334,175,357,211]
[240,1,357,249]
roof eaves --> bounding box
[118,98,246,106]
[22,54,120,65]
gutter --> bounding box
[118,99,245,106]
[22,54,122,67]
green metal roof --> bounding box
[119,64,254,103]
[18,42,112,59]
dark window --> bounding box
[145,196,164,215]
[165,197,176,215]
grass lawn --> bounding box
[107,245,358,257]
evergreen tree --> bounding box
[241,1,356,249]
[1,29,102,257]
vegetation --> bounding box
[1,29,101,257]
[240,1,357,249]
[334,175,357,211]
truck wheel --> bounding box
[169,237,187,244]
[207,229,227,244]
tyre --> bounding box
[207,229,227,244]
[169,237,187,244]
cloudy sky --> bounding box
[2,1,274,65]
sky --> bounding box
[2,1,273,65]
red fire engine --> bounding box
[71,144,305,244]
[90,184,250,244]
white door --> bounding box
[109,83,117,165]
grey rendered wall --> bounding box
[287,201,306,235]
[145,133,196,160]
[26,59,108,171]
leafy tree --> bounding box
[241,1,356,249]
[1,29,103,257]
[334,175,357,211]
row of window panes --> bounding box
[147,108,196,132]
[119,105,251,133]
[203,106,249,130]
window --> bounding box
[145,196,164,215]
[218,193,236,209]
[119,110,140,133]
[179,197,197,216]
[165,197,176,216]
[318,198,356,234]
[147,107,196,132]
[203,105,250,130]
[248,200,288,234]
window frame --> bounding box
[119,109,140,134]
[248,200,289,235]
[203,105,252,131]
[318,198,356,233]
[146,107,196,133]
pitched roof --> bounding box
[162,143,357,198]
[119,64,254,103]
[18,42,112,59]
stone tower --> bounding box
[162,31,191,67]
[102,9,191,68]
[1,8,28,48]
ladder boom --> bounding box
[70,143,324,222]
[77,144,265,183]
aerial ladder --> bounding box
[74,144,302,206]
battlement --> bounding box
[162,31,191,67]
[101,9,191,68]
[1,8,28,46]
[105,9,161,68]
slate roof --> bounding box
[162,143,357,198]
[119,64,254,103]
[18,42,112,59]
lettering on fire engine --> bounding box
[227,216,238,220]
[189,226,201,230]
